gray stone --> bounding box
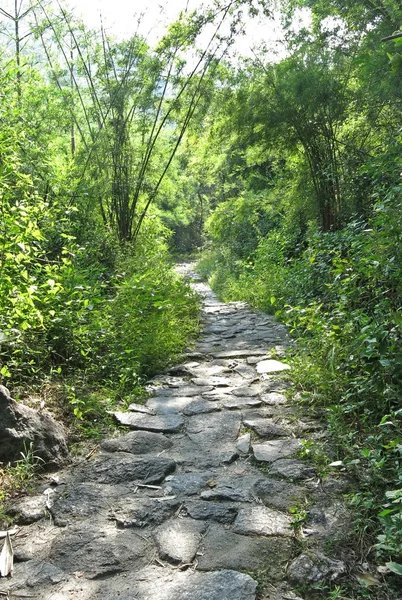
[212,349,268,359]
[163,472,214,496]
[127,403,155,414]
[243,418,287,438]
[223,398,262,410]
[256,359,291,374]
[50,523,151,578]
[114,411,184,433]
[252,439,302,463]
[78,454,176,485]
[191,377,231,387]
[200,485,252,503]
[184,500,238,523]
[233,506,293,537]
[154,518,207,563]
[197,524,295,577]
[113,498,181,528]
[261,392,288,405]
[50,482,131,522]
[155,386,214,397]
[269,459,317,481]
[116,566,258,600]
[287,552,345,584]
[234,364,258,379]
[0,559,66,592]
[0,385,68,468]
[236,433,251,455]
[183,401,221,416]
[147,396,196,414]
[8,494,47,524]
[101,431,172,455]
[232,386,260,397]
[253,478,307,511]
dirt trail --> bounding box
[0,264,348,599]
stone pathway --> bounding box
[1,265,348,599]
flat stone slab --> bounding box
[78,454,176,485]
[243,418,288,438]
[114,411,184,433]
[200,485,252,503]
[184,500,238,523]
[191,377,231,387]
[112,497,181,528]
[256,359,291,374]
[236,432,251,454]
[119,566,258,600]
[212,349,268,359]
[223,398,262,410]
[154,518,207,563]
[252,439,302,463]
[233,506,293,537]
[253,478,307,511]
[183,401,221,416]
[261,392,288,405]
[50,523,151,578]
[156,385,214,397]
[163,472,214,496]
[101,431,172,455]
[146,396,196,414]
[232,386,260,397]
[269,459,317,480]
[197,524,295,577]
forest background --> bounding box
[0,0,402,596]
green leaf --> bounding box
[385,562,402,575]
[0,365,11,377]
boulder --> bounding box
[0,385,68,469]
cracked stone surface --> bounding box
[1,263,348,600]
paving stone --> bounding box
[287,552,345,584]
[269,459,317,481]
[126,403,156,414]
[234,364,258,379]
[77,454,176,485]
[256,359,291,374]
[200,485,252,502]
[243,418,288,438]
[112,498,181,528]
[117,566,258,600]
[223,397,262,410]
[50,482,131,522]
[261,392,288,405]
[183,400,221,416]
[9,494,48,524]
[154,518,207,563]
[233,506,293,537]
[212,349,268,359]
[253,478,307,511]
[232,386,260,397]
[154,386,214,397]
[197,524,295,577]
[114,411,184,433]
[146,396,196,414]
[50,522,151,578]
[184,500,238,523]
[163,472,215,496]
[236,432,251,454]
[191,377,231,387]
[101,430,173,455]
[252,439,302,462]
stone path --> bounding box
[1,265,348,599]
